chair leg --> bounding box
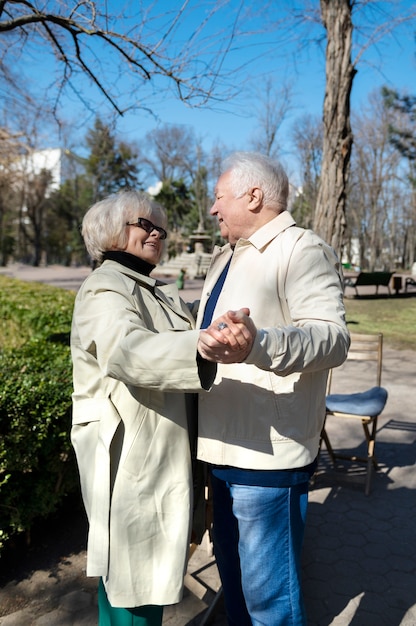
[362,419,378,469]
[322,416,380,495]
[320,426,336,466]
[363,418,378,495]
[365,457,373,496]
[199,587,224,625]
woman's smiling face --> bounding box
[124,214,166,264]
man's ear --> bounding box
[248,187,263,210]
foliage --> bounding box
[291,113,323,230]
[20,168,53,267]
[153,179,196,258]
[0,152,19,265]
[85,116,142,201]
[45,174,94,266]
[347,91,406,272]
[0,278,78,552]
[7,117,144,267]
[382,87,416,164]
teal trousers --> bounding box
[98,579,163,626]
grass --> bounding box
[344,295,416,351]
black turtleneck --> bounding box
[102,251,155,277]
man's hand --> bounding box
[197,308,257,363]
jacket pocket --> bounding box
[71,397,122,533]
[72,397,122,450]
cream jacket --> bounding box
[197,211,350,470]
[70,260,215,608]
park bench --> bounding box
[344,271,393,296]
[405,276,416,292]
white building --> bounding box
[12,148,74,195]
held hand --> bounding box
[197,308,257,363]
[208,308,256,349]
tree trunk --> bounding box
[313,0,356,255]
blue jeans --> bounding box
[210,472,309,626]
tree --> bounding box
[249,78,294,159]
[42,121,141,265]
[291,114,323,229]
[155,179,194,231]
[85,117,140,201]
[348,91,403,271]
[382,87,416,267]
[313,0,354,253]
[140,124,199,185]
[140,124,212,252]
[19,168,53,267]
[45,173,94,266]
[308,0,416,255]
[0,130,65,266]
[153,179,195,258]
[0,1,245,121]
[192,153,210,231]
[0,128,23,265]
[1,119,141,266]
[382,87,416,167]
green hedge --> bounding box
[0,276,79,552]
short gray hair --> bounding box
[81,190,167,263]
[222,151,289,212]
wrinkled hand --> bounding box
[197,308,257,363]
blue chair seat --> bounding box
[326,386,388,418]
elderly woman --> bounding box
[70,190,253,626]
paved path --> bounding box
[0,265,415,625]
[0,263,202,295]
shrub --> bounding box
[0,277,79,552]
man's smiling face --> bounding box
[210,170,252,245]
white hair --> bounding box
[222,151,289,211]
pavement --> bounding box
[0,264,415,626]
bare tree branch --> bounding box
[0,0,248,120]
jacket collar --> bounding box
[99,259,191,320]
[245,210,296,251]
[212,210,296,260]
[101,259,159,290]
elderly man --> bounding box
[197,152,350,626]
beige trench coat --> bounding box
[70,260,215,608]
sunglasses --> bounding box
[126,217,167,240]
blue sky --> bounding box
[106,1,416,181]
[6,1,415,184]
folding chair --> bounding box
[320,332,388,495]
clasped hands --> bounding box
[197,308,257,363]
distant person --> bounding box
[196,152,350,625]
[70,190,254,626]
[176,267,186,290]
